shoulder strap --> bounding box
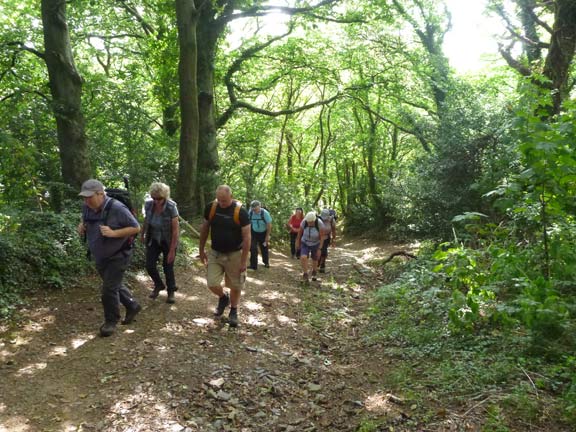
[209,199,241,225]
[233,201,241,225]
[101,198,116,226]
[208,199,218,222]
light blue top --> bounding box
[249,208,272,233]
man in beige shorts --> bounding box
[199,185,251,327]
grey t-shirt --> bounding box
[83,197,139,264]
[300,219,325,246]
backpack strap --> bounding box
[101,198,116,226]
[208,199,218,222]
[233,202,241,225]
[209,199,242,225]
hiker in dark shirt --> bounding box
[77,179,141,337]
[198,185,251,327]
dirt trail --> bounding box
[0,239,406,432]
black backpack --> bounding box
[104,188,136,216]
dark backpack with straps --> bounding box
[104,188,136,216]
[102,198,137,251]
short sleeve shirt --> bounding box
[83,197,139,264]
[249,208,272,233]
[300,219,325,246]
[204,202,250,253]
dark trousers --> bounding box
[96,253,139,324]
[320,237,331,257]
[250,230,269,269]
[289,232,301,258]
[145,240,176,292]
[319,237,331,268]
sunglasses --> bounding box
[152,197,164,201]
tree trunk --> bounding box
[543,0,576,116]
[196,7,225,204]
[286,130,294,178]
[41,0,91,189]
[175,0,199,219]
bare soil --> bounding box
[0,239,473,432]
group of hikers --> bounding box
[78,180,337,337]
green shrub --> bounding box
[0,209,90,318]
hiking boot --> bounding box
[149,287,161,299]
[122,304,142,325]
[319,267,326,274]
[311,270,317,281]
[99,322,116,337]
[264,263,270,268]
[166,292,176,304]
[214,293,230,317]
[303,272,309,282]
[228,308,239,328]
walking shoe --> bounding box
[122,304,142,325]
[214,293,230,316]
[228,308,239,328]
[149,288,161,299]
[311,270,317,281]
[99,322,116,337]
[264,263,270,268]
[166,292,176,304]
[319,268,326,274]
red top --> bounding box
[287,214,304,234]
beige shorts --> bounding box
[206,249,246,291]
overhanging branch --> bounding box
[5,41,45,60]
[349,94,431,153]
[217,93,340,128]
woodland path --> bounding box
[0,238,452,432]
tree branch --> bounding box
[348,94,431,153]
[527,4,553,34]
[498,43,532,77]
[5,41,45,60]
[218,0,359,26]
[1,89,50,103]
[218,94,340,129]
[116,0,155,35]
[83,32,146,40]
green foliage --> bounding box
[368,249,575,428]
[0,209,90,319]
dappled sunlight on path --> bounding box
[0,237,410,432]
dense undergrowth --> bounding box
[0,208,91,318]
[366,237,576,431]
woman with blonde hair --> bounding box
[142,182,180,303]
